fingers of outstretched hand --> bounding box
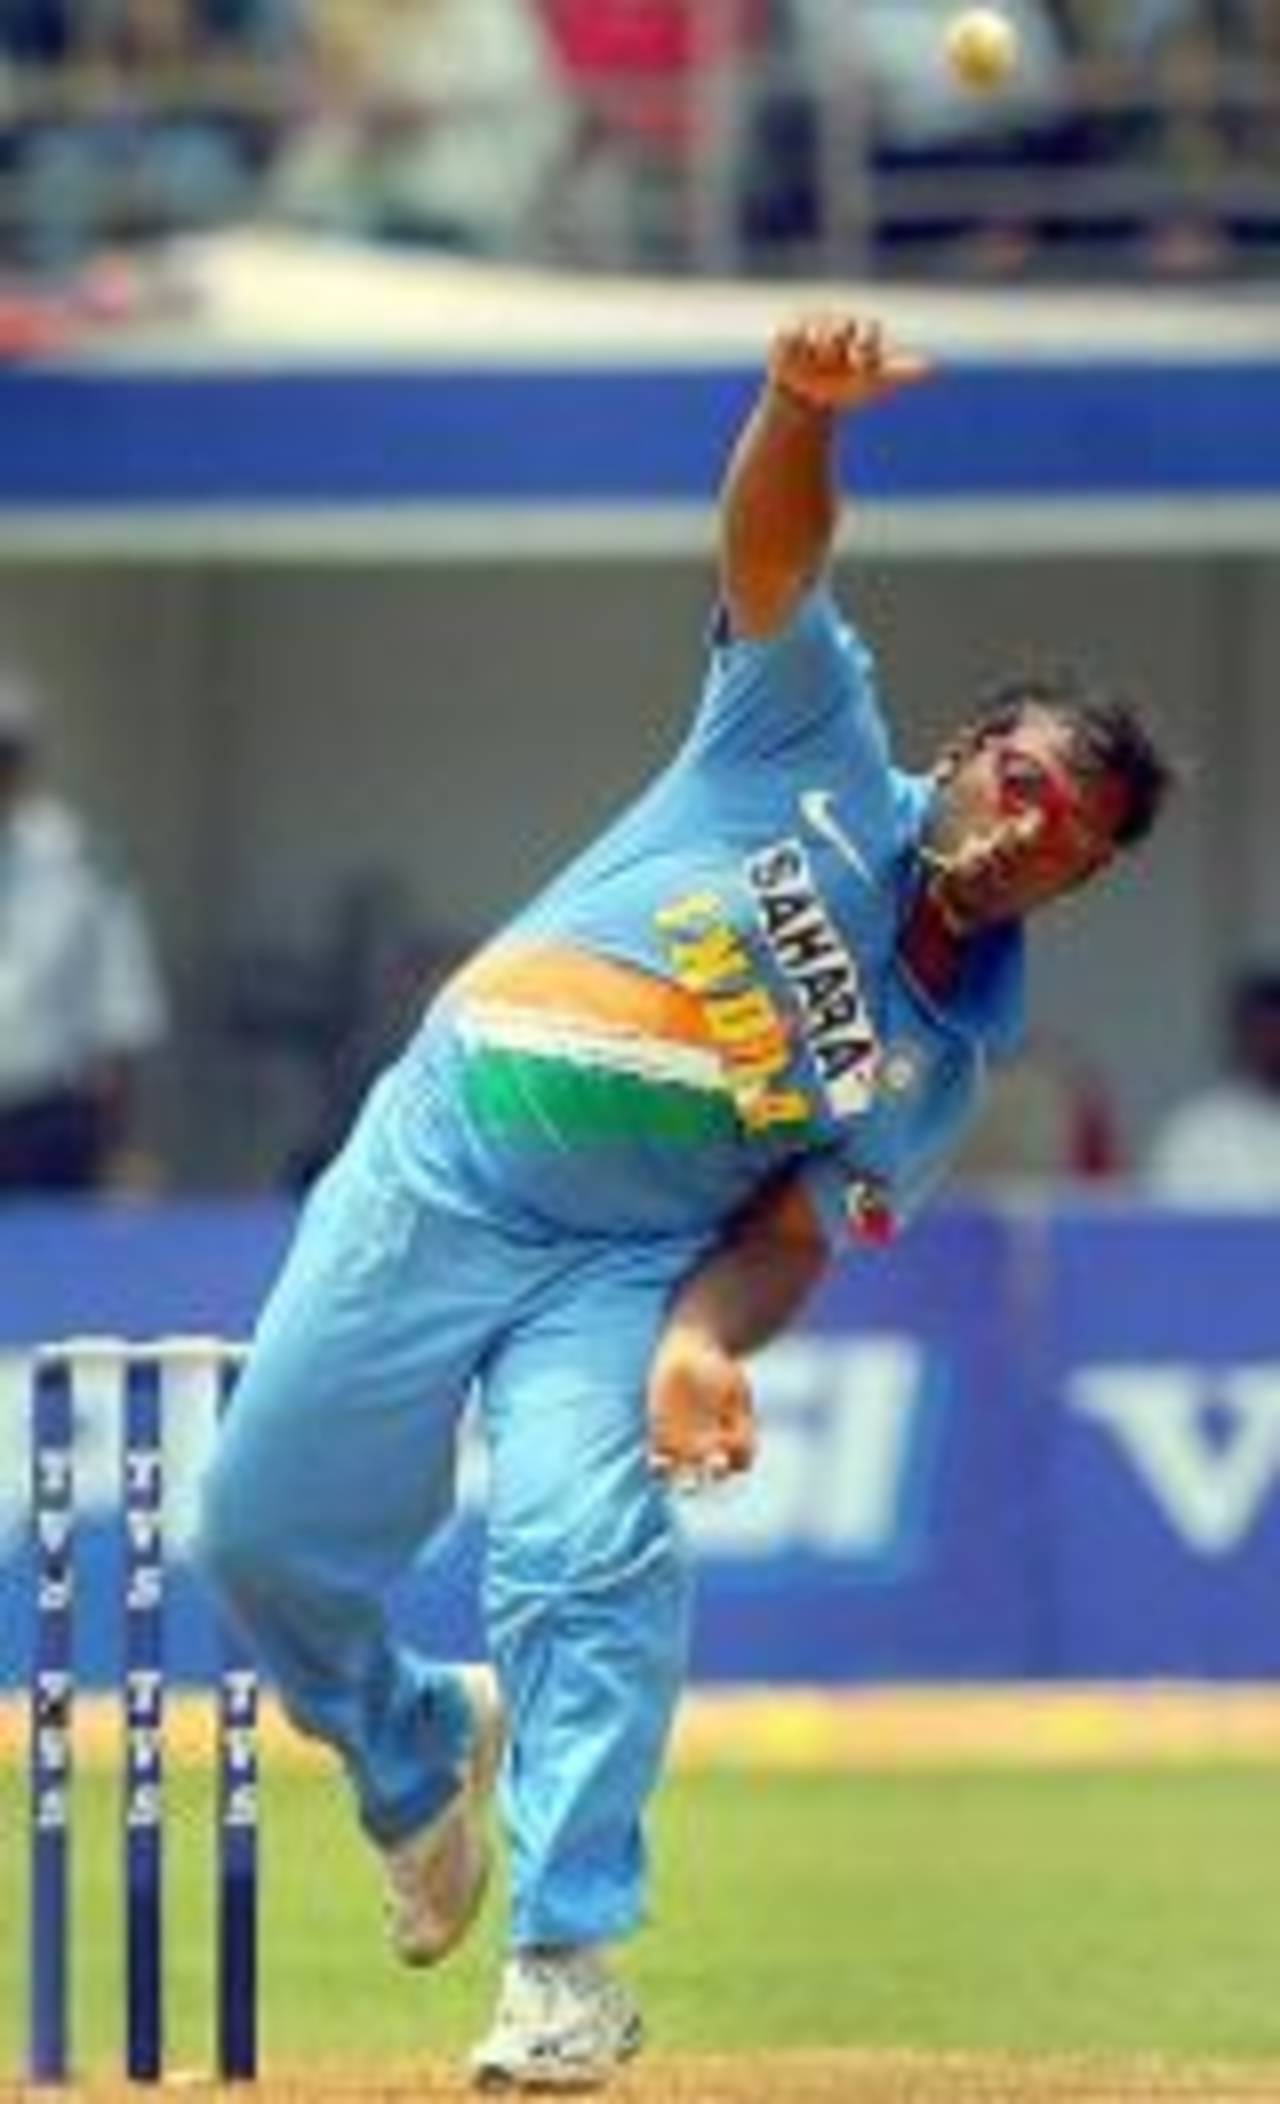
[770,312,932,404]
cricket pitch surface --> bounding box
[9,2054,1280,2102]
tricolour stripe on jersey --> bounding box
[450,944,738,1144]
[460,1045,739,1145]
[454,944,715,1045]
[457,998,726,1093]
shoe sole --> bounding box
[396,1664,504,1969]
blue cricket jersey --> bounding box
[397,586,1024,1253]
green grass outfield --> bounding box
[5,1753,1280,2077]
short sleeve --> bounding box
[683,586,891,783]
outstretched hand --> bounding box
[768,313,933,414]
[647,1329,757,1493]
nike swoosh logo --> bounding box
[800,790,874,884]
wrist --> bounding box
[765,373,838,424]
[656,1316,727,1360]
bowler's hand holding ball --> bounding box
[647,1330,757,1492]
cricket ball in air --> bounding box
[944,7,1019,89]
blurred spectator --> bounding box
[1123,0,1280,273]
[1047,0,1232,273]
[14,0,298,281]
[0,676,168,1193]
[538,0,766,265]
[994,0,1280,274]
[269,0,573,257]
[1146,969,1280,1207]
[750,0,1078,276]
[0,0,75,260]
[751,0,1280,278]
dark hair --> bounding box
[970,673,1175,850]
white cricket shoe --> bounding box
[382,1664,503,1967]
[469,1948,644,2092]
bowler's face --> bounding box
[927,707,1126,930]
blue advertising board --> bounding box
[687,1206,1039,1680]
[2,1200,1279,1687]
[1041,1209,1280,1677]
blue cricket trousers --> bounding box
[196,1068,700,1949]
